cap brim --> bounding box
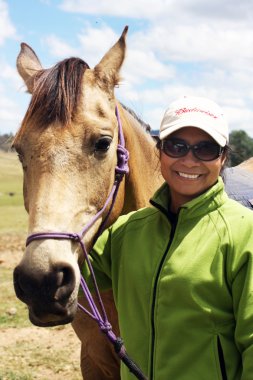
[159,121,227,147]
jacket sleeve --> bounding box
[228,214,253,380]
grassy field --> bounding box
[0,151,28,232]
[0,151,81,380]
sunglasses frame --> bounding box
[159,138,224,162]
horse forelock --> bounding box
[16,57,90,140]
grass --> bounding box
[0,150,82,380]
[0,206,27,233]
[0,264,82,380]
[0,339,81,380]
[0,372,33,380]
[0,267,30,328]
[0,151,28,233]
[0,151,29,328]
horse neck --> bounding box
[119,105,163,213]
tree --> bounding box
[228,130,253,166]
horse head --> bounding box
[13,27,130,327]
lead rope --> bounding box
[26,106,148,380]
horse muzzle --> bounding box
[27,299,78,327]
[13,262,78,326]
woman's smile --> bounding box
[176,171,202,180]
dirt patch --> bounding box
[0,233,82,380]
[0,326,81,380]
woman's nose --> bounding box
[180,150,201,165]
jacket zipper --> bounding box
[149,216,177,380]
[217,336,227,380]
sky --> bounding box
[1,0,253,137]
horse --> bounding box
[12,27,163,379]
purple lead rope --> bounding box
[26,106,148,380]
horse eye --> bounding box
[94,137,112,153]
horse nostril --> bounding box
[13,263,76,305]
[13,266,27,301]
[52,265,76,303]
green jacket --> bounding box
[84,177,253,380]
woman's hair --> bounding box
[220,145,232,180]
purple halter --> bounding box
[25,106,147,380]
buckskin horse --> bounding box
[13,27,162,379]
[12,26,253,380]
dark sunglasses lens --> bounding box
[194,142,221,161]
[161,139,222,161]
[162,140,188,157]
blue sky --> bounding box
[1,0,253,136]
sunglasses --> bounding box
[160,138,224,161]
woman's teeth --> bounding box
[178,172,200,179]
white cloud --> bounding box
[59,0,253,23]
[42,35,79,58]
[77,24,118,66]
[122,49,175,85]
[59,0,253,70]
[59,0,169,19]
[128,22,253,73]
[0,60,22,89]
[0,0,17,45]
[0,88,24,134]
[0,60,28,134]
[42,24,118,66]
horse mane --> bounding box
[20,57,90,132]
[121,104,151,132]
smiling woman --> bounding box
[86,95,253,380]
[159,126,227,212]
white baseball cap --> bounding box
[159,96,229,147]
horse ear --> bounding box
[16,43,43,93]
[94,26,128,90]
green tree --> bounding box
[229,130,253,166]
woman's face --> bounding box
[160,127,226,212]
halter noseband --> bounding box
[25,105,147,380]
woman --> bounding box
[84,96,253,380]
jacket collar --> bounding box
[150,177,228,219]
